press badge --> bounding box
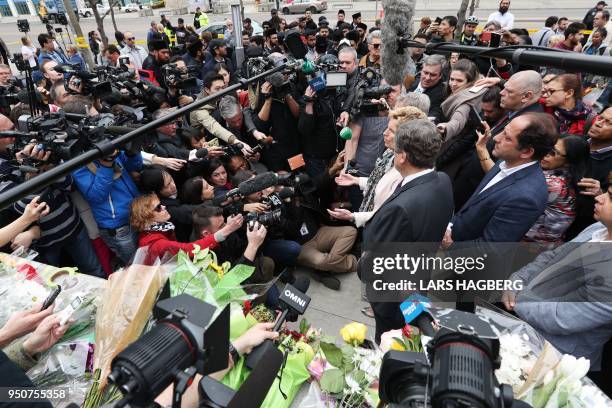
[300,223,309,236]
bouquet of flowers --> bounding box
[309,322,382,408]
[222,313,320,408]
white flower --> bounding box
[345,374,362,394]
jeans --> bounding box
[262,239,302,272]
[98,224,139,266]
[38,225,106,279]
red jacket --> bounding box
[139,230,219,265]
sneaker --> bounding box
[312,271,341,290]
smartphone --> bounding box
[41,285,61,311]
[434,16,442,24]
[490,32,502,48]
[58,294,84,325]
[470,106,486,133]
[480,31,491,43]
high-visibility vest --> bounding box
[164,27,176,45]
[198,12,209,28]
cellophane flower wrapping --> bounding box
[221,313,318,408]
[170,246,276,311]
[26,341,95,408]
[83,247,172,407]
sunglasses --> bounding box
[371,43,381,49]
[127,37,135,40]
[153,203,165,212]
[548,148,566,158]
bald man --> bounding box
[121,31,147,69]
[473,71,544,136]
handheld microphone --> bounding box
[211,172,283,206]
[400,294,436,336]
[53,64,98,80]
[195,148,209,159]
[245,276,311,369]
[381,0,416,85]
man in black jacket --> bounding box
[142,39,171,88]
[362,118,454,342]
[408,54,448,122]
[584,1,608,30]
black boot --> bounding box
[312,271,341,290]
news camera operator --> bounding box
[191,73,254,156]
[65,96,143,266]
[0,64,22,116]
[164,57,202,108]
[231,170,302,281]
[191,206,278,303]
[251,64,302,171]
[0,142,105,278]
[298,56,350,177]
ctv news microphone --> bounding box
[381,0,416,85]
[400,293,436,336]
[245,276,311,369]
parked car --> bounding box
[281,0,327,14]
[188,0,211,13]
[120,3,140,12]
[196,20,264,38]
[78,3,110,17]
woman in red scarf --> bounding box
[130,194,242,264]
[542,73,594,135]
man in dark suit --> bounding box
[408,54,448,122]
[362,119,454,342]
[443,112,558,249]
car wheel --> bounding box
[85,11,91,17]
[282,7,290,14]
[308,6,316,13]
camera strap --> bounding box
[275,347,290,400]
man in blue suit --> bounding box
[443,112,558,249]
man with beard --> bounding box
[142,39,171,87]
[488,0,515,30]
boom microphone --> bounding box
[381,0,416,85]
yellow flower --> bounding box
[340,322,367,346]
[390,339,406,351]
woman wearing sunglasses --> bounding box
[522,134,591,247]
[130,193,242,264]
[542,73,593,135]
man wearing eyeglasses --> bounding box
[358,30,382,69]
[120,31,147,70]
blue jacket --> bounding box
[72,152,142,229]
[38,49,68,66]
[512,222,612,370]
[451,161,548,244]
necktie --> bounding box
[393,181,404,195]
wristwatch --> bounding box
[228,342,240,366]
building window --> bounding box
[0,5,12,16]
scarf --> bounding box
[553,100,591,134]
[359,149,395,212]
[144,221,175,233]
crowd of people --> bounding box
[0,0,612,399]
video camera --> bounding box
[0,81,22,112]
[162,62,200,96]
[379,310,519,408]
[350,67,393,117]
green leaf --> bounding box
[341,344,355,373]
[320,369,346,394]
[352,369,366,385]
[320,342,343,368]
[299,318,310,335]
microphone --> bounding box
[211,172,281,206]
[381,0,416,86]
[277,187,295,200]
[245,276,311,369]
[195,148,209,159]
[400,294,436,336]
[265,72,286,89]
[53,64,98,80]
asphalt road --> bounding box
[0,0,591,54]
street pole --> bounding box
[231,3,244,70]
[60,0,96,69]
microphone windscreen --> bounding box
[237,172,279,196]
[195,148,209,159]
[293,275,310,294]
[277,187,294,200]
[381,0,416,85]
[265,72,286,89]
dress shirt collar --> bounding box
[401,168,434,186]
[497,160,537,176]
[590,227,611,242]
